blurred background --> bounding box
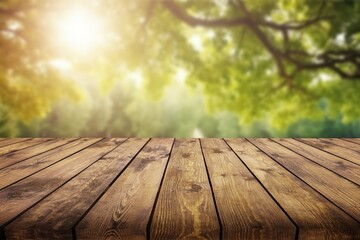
[0,0,360,137]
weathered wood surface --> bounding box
[0,138,51,157]
[0,138,359,239]
[150,139,220,239]
[298,138,360,165]
[202,138,295,239]
[0,139,30,148]
[76,138,173,239]
[0,138,75,169]
[249,138,360,222]
[229,138,360,239]
[273,138,360,185]
[0,138,122,227]
[5,138,148,239]
[0,138,101,190]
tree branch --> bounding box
[162,0,360,83]
[162,0,252,28]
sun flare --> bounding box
[55,8,104,52]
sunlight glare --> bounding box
[206,30,215,39]
[189,35,203,52]
[127,71,143,88]
[192,128,204,138]
[56,8,104,52]
[174,68,188,84]
[48,59,72,71]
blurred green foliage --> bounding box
[0,0,360,137]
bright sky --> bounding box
[189,34,204,52]
[48,7,106,72]
[174,68,188,83]
[127,70,143,88]
[54,7,105,52]
[48,6,192,89]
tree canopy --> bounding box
[0,0,360,137]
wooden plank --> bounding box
[0,138,102,190]
[150,139,220,239]
[273,138,360,185]
[226,138,360,239]
[76,138,174,240]
[0,138,76,169]
[5,138,149,239]
[322,138,360,152]
[0,138,124,229]
[342,138,360,145]
[201,138,295,239]
[249,138,360,222]
[0,139,30,148]
[298,138,360,165]
[0,138,51,156]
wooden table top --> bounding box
[0,138,359,239]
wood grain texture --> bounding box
[0,138,101,190]
[0,138,51,156]
[298,138,360,165]
[76,138,173,240]
[250,138,360,222]
[226,138,360,239]
[0,138,75,169]
[201,138,295,240]
[0,138,359,240]
[0,138,123,229]
[273,138,360,185]
[5,138,148,240]
[0,139,29,148]
[324,138,360,151]
[150,139,220,239]
[342,138,360,145]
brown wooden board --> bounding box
[0,138,124,231]
[150,139,220,239]
[5,138,148,239]
[249,138,360,222]
[0,138,359,240]
[324,138,360,151]
[76,138,174,240]
[201,138,295,239]
[342,138,360,145]
[298,138,360,165]
[0,139,30,148]
[227,138,360,239]
[0,138,52,156]
[0,138,102,190]
[0,138,76,169]
[273,138,360,185]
